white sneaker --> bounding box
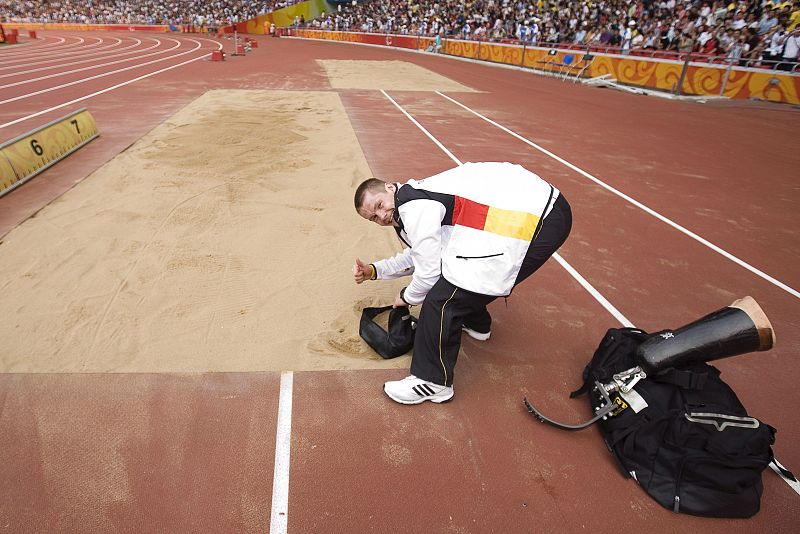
[462,325,491,341]
[383,375,454,405]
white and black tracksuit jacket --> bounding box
[373,162,559,304]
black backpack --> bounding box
[571,327,792,518]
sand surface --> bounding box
[0,90,412,372]
[318,59,475,91]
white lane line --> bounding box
[270,371,293,534]
[435,91,800,300]
[380,89,462,165]
[552,255,634,327]
[0,39,179,89]
[0,35,104,64]
[0,35,67,54]
[382,89,798,498]
[0,38,222,130]
[0,39,118,68]
[0,38,191,106]
[0,36,144,73]
[380,90,634,327]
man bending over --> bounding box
[353,162,572,405]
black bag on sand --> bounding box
[359,305,417,359]
[571,327,793,518]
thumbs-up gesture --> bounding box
[353,258,374,284]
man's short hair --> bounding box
[354,178,387,210]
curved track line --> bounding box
[435,91,800,301]
[0,35,101,63]
[0,38,151,79]
[0,38,192,106]
[0,38,222,129]
[0,36,123,67]
[0,39,189,89]
[0,35,67,54]
[2,34,101,59]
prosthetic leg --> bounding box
[524,296,775,431]
[636,296,774,374]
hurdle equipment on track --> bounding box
[0,108,99,197]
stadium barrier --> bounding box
[0,109,99,198]
[285,29,800,105]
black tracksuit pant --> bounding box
[410,194,573,387]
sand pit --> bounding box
[318,60,476,91]
[0,90,413,373]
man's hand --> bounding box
[353,258,373,284]
[393,290,409,308]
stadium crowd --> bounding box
[315,0,800,65]
[0,0,300,26]
[2,0,799,66]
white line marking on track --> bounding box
[0,38,187,105]
[552,254,634,327]
[0,37,147,75]
[770,460,800,496]
[270,371,293,534]
[0,36,124,67]
[0,35,103,64]
[434,91,800,300]
[381,89,798,496]
[0,38,222,130]
[0,35,67,54]
[380,89,461,165]
[0,38,179,89]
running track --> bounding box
[1,31,799,532]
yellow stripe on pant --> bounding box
[438,288,459,386]
[0,108,99,197]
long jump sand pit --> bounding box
[0,90,410,373]
[318,59,476,91]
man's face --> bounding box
[358,183,397,226]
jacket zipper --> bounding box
[455,253,504,260]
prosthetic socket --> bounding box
[637,295,774,374]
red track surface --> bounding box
[1,31,799,532]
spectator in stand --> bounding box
[718,25,735,50]
[789,3,800,31]
[632,26,646,49]
[678,26,696,52]
[765,25,786,63]
[696,23,714,47]
[573,21,587,44]
[621,20,635,54]
[727,30,750,64]
[758,7,780,35]
[777,26,800,69]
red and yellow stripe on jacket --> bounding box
[453,196,542,242]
